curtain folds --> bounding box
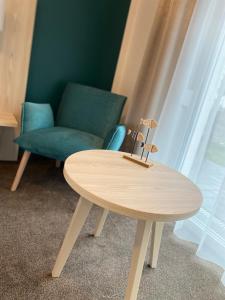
[112,0,196,127]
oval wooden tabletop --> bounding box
[64,150,202,221]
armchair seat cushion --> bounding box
[15,127,104,161]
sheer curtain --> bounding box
[153,0,225,285]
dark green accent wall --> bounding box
[26,0,131,112]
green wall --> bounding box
[26,0,131,112]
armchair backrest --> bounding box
[56,83,126,139]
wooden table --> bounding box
[0,112,18,128]
[52,150,202,300]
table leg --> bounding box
[11,151,31,191]
[125,220,152,300]
[148,222,164,268]
[52,196,92,277]
[93,208,109,237]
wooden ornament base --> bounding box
[123,154,153,168]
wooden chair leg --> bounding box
[56,160,61,168]
[52,197,93,277]
[93,208,109,237]
[125,220,152,300]
[11,151,31,192]
[148,222,164,268]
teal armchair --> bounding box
[11,83,127,191]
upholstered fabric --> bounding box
[56,83,126,139]
[15,127,104,161]
[103,125,126,150]
[16,83,127,160]
[21,102,54,134]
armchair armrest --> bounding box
[21,102,54,134]
[103,124,126,151]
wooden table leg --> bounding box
[148,222,164,268]
[52,197,92,277]
[125,220,152,300]
[11,151,31,191]
[93,208,109,237]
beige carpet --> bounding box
[0,157,225,300]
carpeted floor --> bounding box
[0,157,225,300]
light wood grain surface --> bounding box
[64,150,202,221]
[0,0,37,120]
[0,112,18,127]
[0,0,37,160]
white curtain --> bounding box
[153,0,225,285]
